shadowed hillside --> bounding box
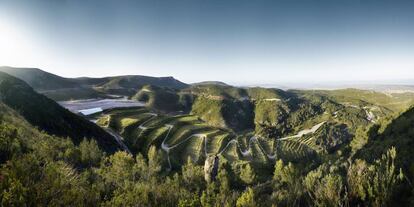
[0,72,120,152]
[0,66,78,90]
[358,106,414,169]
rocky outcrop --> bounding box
[204,155,219,183]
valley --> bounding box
[1,67,414,206]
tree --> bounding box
[273,159,298,184]
[240,163,256,185]
[216,167,238,207]
[304,168,346,207]
[98,151,136,189]
[0,124,20,163]
[79,138,103,167]
[182,157,205,191]
[147,146,162,177]
[178,193,200,207]
[347,159,369,201]
[350,126,369,153]
[236,187,256,207]
[347,147,403,206]
[200,182,218,207]
[0,177,28,207]
[272,159,303,206]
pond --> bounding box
[59,98,145,115]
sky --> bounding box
[0,0,413,85]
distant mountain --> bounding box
[93,75,189,96]
[0,71,121,152]
[191,81,230,86]
[0,67,189,100]
[0,66,78,90]
[353,84,414,94]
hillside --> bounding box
[0,67,108,100]
[0,72,120,152]
[94,86,375,165]
[191,81,230,86]
[95,107,319,170]
[131,85,192,112]
[0,67,189,100]
[99,84,414,171]
[358,106,414,169]
[0,66,78,90]
[94,75,188,96]
[177,85,402,134]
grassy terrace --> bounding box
[96,107,336,169]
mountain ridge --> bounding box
[0,66,188,100]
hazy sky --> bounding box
[0,0,413,85]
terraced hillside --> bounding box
[96,107,339,170]
[87,83,414,171]
[182,85,412,138]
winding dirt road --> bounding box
[160,121,326,169]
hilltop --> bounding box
[0,66,78,90]
[191,81,230,86]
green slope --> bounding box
[358,106,414,170]
[132,85,189,112]
[93,75,188,96]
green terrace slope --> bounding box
[190,95,254,131]
[104,85,414,171]
[95,107,342,170]
[0,72,120,153]
[98,85,413,166]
